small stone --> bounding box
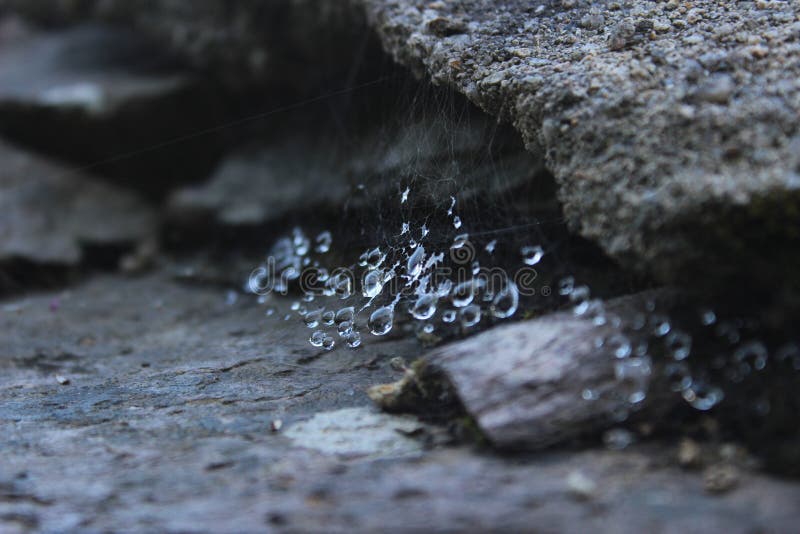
[703,464,739,494]
[566,470,597,500]
[678,438,702,468]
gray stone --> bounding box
[0,140,155,266]
[361,0,800,292]
[2,270,798,531]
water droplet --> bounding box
[558,276,575,296]
[471,261,480,275]
[265,307,276,316]
[451,280,475,308]
[363,269,387,298]
[337,320,353,337]
[407,246,425,278]
[291,301,301,311]
[650,314,671,337]
[401,186,410,204]
[665,330,692,360]
[309,330,326,347]
[447,196,456,215]
[420,224,429,238]
[321,310,335,326]
[302,293,315,302]
[359,247,385,269]
[682,383,723,410]
[303,308,323,328]
[314,231,332,253]
[734,341,768,371]
[423,324,434,334]
[442,309,456,323]
[603,428,635,450]
[664,362,692,392]
[485,240,497,254]
[345,331,361,348]
[459,304,481,327]
[322,336,335,351]
[521,245,544,265]
[491,282,519,319]
[368,306,394,336]
[292,227,310,256]
[606,333,632,359]
[411,293,438,320]
[400,222,410,235]
[582,388,599,401]
[453,216,462,229]
[700,308,717,326]
[335,307,354,325]
[451,233,469,250]
[326,272,352,299]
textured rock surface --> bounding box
[0,141,155,266]
[2,271,799,532]
[362,0,800,291]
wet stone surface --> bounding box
[1,270,799,532]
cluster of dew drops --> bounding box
[247,187,800,416]
[248,187,546,353]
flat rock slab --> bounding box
[362,0,800,289]
[1,270,799,531]
[0,140,155,266]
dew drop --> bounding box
[303,308,323,328]
[558,276,575,296]
[309,330,326,347]
[451,280,475,308]
[453,216,462,229]
[459,304,481,327]
[321,310,335,326]
[292,228,310,256]
[411,293,438,320]
[451,233,469,250]
[606,333,632,358]
[734,341,768,371]
[472,261,480,275]
[407,246,426,278]
[420,224,429,239]
[665,330,692,361]
[485,239,497,254]
[334,307,355,325]
[491,282,519,319]
[423,324,434,334]
[400,222,410,235]
[521,245,544,265]
[326,272,352,299]
[345,331,361,348]
[337,320,353,337]
[700,308,717,326]
[322,336,335,351]
[368,306,394,336]
[682,383,724,411]
[401,186,410,204]
[363,269,386,298]
[315,231,332,253]
[442,309,456,323]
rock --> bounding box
[415,292,679,450]
[167,141,351,228]
[0,16,227,196]
[1,270,798,531]
[361,0,800,298]
[0,140,155,268]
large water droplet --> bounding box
[321,310,335,326]
[363,269,386,298]
[335,307,354,325]
[344,331,361,348]
[368,306,394,336]
[337,320,353,337]
[521,245,544,265]
[411,293,438,320]
[491,282,519,319]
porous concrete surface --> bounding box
[362,0,800,287]
[1,271,799,532]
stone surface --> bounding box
[361,0,800,292]
[1,270,798,532]
[0,140,155,266]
